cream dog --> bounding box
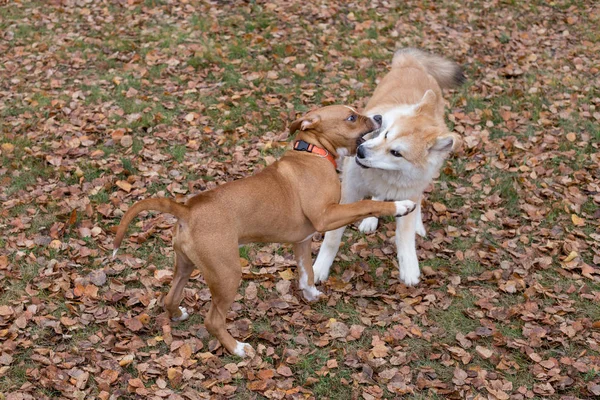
[113,105,416,357]
[313,48,464,286]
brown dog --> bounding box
[113,105,416,357]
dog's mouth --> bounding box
[369,127,384,139]
[357,127,379,147]
[356,133,367,147]
[355,158,370,169]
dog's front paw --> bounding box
[313,269,328,284]
[171,306,189,322]
[313,258,331,284]
[359,217,379,233]
[233,341,255,358]
[400,267,421,286]
[394,200,416,217]
[398,253,420,286]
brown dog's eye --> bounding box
[390,149,403,158]
[346,115,357,122]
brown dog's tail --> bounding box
[392,48,465,90]
[112,198,189,258]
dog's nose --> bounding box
[373,115,382,126]
[357,145,366,159]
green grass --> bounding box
[430,291,479,338]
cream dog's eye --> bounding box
[390,149,403,158]
[346,115,357,122]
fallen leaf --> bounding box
[278,269,294,281]
[571,214,585,226]
[276,365,293,377]
[329,320,349,339]
[475,345,493,359]
[123,317,143,332]
[116,180,133,192]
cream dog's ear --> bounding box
[415,90,437,116]
[289,115,321,134]
[431,133,460,153]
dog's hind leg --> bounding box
[293,238,323,301]
[199,244,253,357]
[165,250,195,322]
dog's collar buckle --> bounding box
[293,140,337,169]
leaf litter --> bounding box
[0,0,599,399]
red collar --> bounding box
[293,140,337,168]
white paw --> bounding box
[313,269,328,284]
[395,200,416,217]
[313,259,332,284]
[359,217,379,233]
[416,223,426,237]
[313,253,334,284]
[171,306,189,322]
[302,286,323,302]
[233,341,254,358]
[400,267,421,286]
[398,253,420,286]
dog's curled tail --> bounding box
[112,198,189,258]
[392,48,465,89]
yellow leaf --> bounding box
[563,251,578,263]
[167,367,179,380]
[1,143,15,153]
[119,354,134,367]
[137,313,151,325]
[278,268,295,281]
[571,214,585,226]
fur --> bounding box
[313,48,464,286]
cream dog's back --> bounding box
[367,48,464,119]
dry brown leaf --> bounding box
[475,345,493,359]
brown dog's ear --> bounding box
[289,119,302,134]
[289,115,321,134]
[415,90,437,115]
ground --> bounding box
[0,0,599,399]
